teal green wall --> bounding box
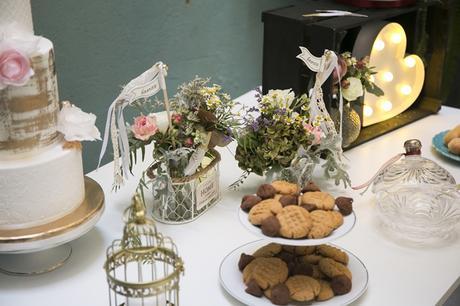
[32,0,303,173]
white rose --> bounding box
[342,77,364,102]
[267,89,295,108]
[152,110,175,133]
[57,102,101,141]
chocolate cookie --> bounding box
[238,253,255,271]
[330,275,352,295]
[335,196,353,216]
[241,195,262,212]
[261,216,281,237]
[269,283,290,305]
[279,195,298,207]
[245,279,263,297]
[302,181,321,193]
[257,184,276,199]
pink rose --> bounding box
[171,113,182,125]
[184,137,194,147]
[0,49,34,90]
[304,123,322,145]
[131,115,158,141]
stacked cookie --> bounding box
[238,243,353,304]
[240,180,354,239]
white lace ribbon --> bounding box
[98,61,169,189]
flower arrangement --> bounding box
[333,52,383,103]
[128,77,238,178]
[234,88,350,188]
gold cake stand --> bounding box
[0,176,104,275]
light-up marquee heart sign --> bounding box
[353,22,425,127]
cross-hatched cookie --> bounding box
[285,275,320,302]
[318,257,352,280]
[300,192,335,210]
[248,199,283,225]
[251,257,289,290]
[308,222,335,239]
[311,264,326,279]
[307,210,343,239]
[277,206,312,239]
[317,245,349,265]
[252,243,282,257]
[317,280,335,301]
[271,180,300,195]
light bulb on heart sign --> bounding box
[353,22,425,127]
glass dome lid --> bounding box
[372,139,456,193]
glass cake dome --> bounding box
[372,139,460,246]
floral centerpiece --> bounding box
[129,77,239,223]
[234,88,350,188]
[332,52,384,147]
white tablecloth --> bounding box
[1,90,459,306]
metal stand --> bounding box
[0,244,72,276]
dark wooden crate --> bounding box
[262,0,448,149]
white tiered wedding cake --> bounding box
[0,0,100,230]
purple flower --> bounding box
[251,120,260,132]
[248,106,259,113]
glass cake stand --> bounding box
[0,177,104,275]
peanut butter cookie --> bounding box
[300,191,335,210]
[285,275,320,302]
[248,199,283,225]
[317,245,349,265]
[318,258,352,280]
[252,243,282,258]
[271,180,300,195]
[277,206,312,239]
[317,280,335,301]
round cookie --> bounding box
[301,254,323,265]
[317,245,349,265]
[265,283,290,305]
[282,245,316,256]
[300,191,335,210]
[241,195,262,212]
[317,280,335,301]
[444,124,460,145]
[330,275,352,295]
[261,216,281,237]
[252,243,282,258]
[248,199,283,225]
[285,275,320,302]
[271,180,300,195]
[277,206,312,239]
[251,257,289,290]
[318,258,352,280]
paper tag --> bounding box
[297,46,324,72]
[125,76,161,102]
[196,167,219,211]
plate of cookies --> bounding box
[432,130,460,162]
[239,181,356,246]
[219,240,368,306]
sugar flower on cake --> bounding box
[0,49,34,89]
[57,102,101,142]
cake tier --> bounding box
[0,141,85,230]
[0,0,34,34]
[0,37,60,159]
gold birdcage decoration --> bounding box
[104,194,184,306]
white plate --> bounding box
[238,208,356,246]
[219,240,368,306]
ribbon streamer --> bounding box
[98,61,169,189]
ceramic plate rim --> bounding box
[432,131,460,162]
[238,207,356,246]
[219,239,369,306]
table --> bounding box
[0,90,459,306]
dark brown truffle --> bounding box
[245,279,263,297]
[261,216,281,237]
[279,195,298,207]
[238,253,255,271]
[300,203,317,212]
[256,184,276,199]
[292,262,313,276]
[302,181,321,193]
[335,197,353,216]
[270,283,290,305]
[240,195,262,212]
[330,275,352,295]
